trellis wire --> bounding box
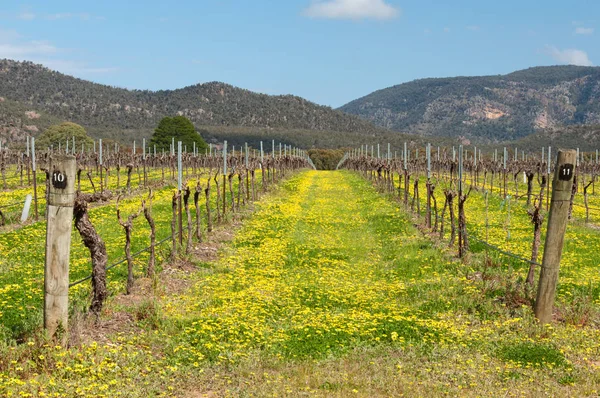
[0,202,20,210]
[69,234,174,288]
[397,176,543,268]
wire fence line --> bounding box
[0,202,21,210]
[69,228,185,288]
[378,178,543,270]
[21,165,299,289]
[411,169,600,224]
[66,168,295,290]
[572,202,600,212]
[0,166,255,231]
[67,168,300,290]
[67,168,287,289]
[0,177,188,232]
[466,231,543,268]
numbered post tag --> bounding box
[52,171,67,189]
[558,164,574,181]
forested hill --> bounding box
[340,66,600,143]
[0,59,387,144]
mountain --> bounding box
[0,59,401,149]
[515,124,600,152]
[0,97,63,145]
[340,66,600,143]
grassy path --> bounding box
[166,171,599,396]
[2,170,600,397]
[164,170,449,365]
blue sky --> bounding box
[0,1,597,107]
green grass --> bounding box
[0,166,257,343]
[1,170,600,397]
[497,342,566,368]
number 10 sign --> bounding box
[52,171,68,189]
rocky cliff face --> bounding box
[340,66,600,143]
[0,97,62,146]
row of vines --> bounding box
[0,144,312,342]
[340,145,600,321]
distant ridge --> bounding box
[0,59,391,147]
[339,66,600,143]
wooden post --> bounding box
[32,137,39,220]
[178,141,183,245]
[99,139,103,192]
[143,138,147,187]
[503,147,507,198]
[44,154,76,341]
[260,141,265,193]
[426,143,432,228]
[26,137,31,186]
[546,146,551,211]
[457,145,464,257]
[534,149,576,324]
[245,142,250,201]
[223,141,228,218]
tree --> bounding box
[150,116,208,152]
[308,148,345,170]
[37,122,93,151]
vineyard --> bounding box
[0,142,312,340]
[1,142,600,396]
[338,145,600,301]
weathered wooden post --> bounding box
[44,154,76,341]
[32,137,39,220]
[143,138,147,187]
[534,149,576,324]
[457,145,464,256]
[178,141,183,245]
[245,142,250,201]
[26,136,31,185]
[426,143,432,228]
[402,142,409,206]
[503,147,507,198]
[547,146,551,211]
[99,139,103,192]
[260,141,265,192]
[223,140,228,216]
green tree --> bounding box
[150,116,208,152]
[308,148,345,170]
[37,122,93,151]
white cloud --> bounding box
[13,7,103,21]
[45,13,91,21]
[0,41,58,58]
[18,12,36,21]
[545,46,593,66]
[41,59,118,75]
[303,0,399,20]
[575,27,594,35]
[466,25,480,31]
[0,30,116,76]
[0,29,21,43]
